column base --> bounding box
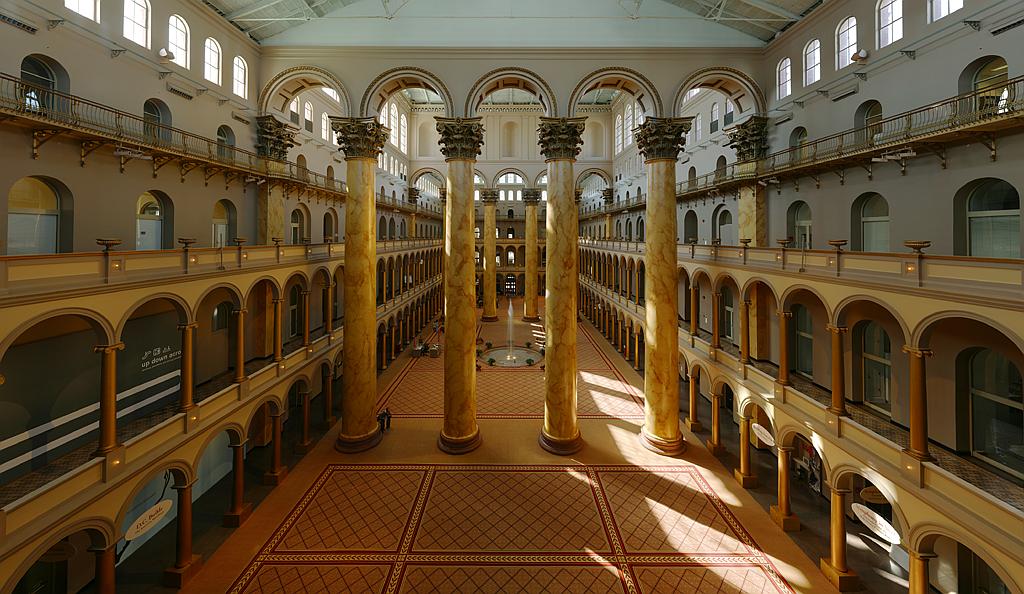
[539,430,584,456]
[684,418,702,433]
[826,406,850,417]
[295,439,315,454]
[705,439,725,456]
[481,315,499,322]
[522,316,540,323]
[163,554,202,588]
[324,415,338,428]
[820,558,860,591]
[438,428,482,455]
[336,429,384,454]
[901,447,934,463]
[262,466,289,486]
[223,502,253,527]
[639,427,685,457]
[733,470,758,488]
[769,505,801,532]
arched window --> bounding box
[787,201,812,249]
[862,322,892,414]
[853,193,890,252]
[837,17,858,69]
[714,208,734,244]
[289,98,299,125]
[714,156,727,181]
[790,127,809,161]
[710,102,720,133]
[724,99,735,126]
[136,191,170,249]
[212,199,235,247]
[969,349,1023,477]
[971,57,1010,114]
[20,55,69,112]
[692,113,703,143]
[65,0,98,21]
[624,102,634,147]
[323,211,336,242]
[792,304,813,377]
[389,103,399,146]
[321,112,329,140]
[378,105,388,127]
[290,209,305,244]
[625,220,633,241]
[123,0,150,48]
[804,39,821,85]
[216,124,235,159]
[143,98,171,142]
[614,114,623,154]
[687,166,697,190]
[878,0,903,48]
[7,177,63,255]
[203,38,221,85]
[232,56,247,98]
[720,290,734,341]
[966,179,1020,258]
[400,114,408,154]
[212,301,232,331]
[167,15,190,68]
[637,218,645,241]
[288,285,301,338]
[930,0,963,22]
[855,100,884,145]
[303,102,313,133]
[683,210,698,243]
[777,58,792,100]
[498,173,524,185]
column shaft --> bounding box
[689,285,698,336]
[178,324,196,411]
[685,373,701,432]
[301,290,311,347]
[734,416,757,487]
[828,326,848,415]
[711,292,721,348]
[770,446,800,531]
[905,347,934,460]
[706,392,723,454]
[233,309,246,383]
[908,552,935,594]
[820,487,859,590]
[174,483,193,568]
[94,344,123,456]
[325,282,334,334]
[523,194,540,321]
[777,311,792,386]
[94,546,116,594]
[740,300,751,363]
[482,192,498,321]
[272,298,283,362]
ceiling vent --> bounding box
[1,11,38,33]
[991,17,1024,35]
[165,81,195,101]
[830,83,859,102]
[231,111,251,125]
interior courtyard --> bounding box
[0,0,1022,592]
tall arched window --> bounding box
[167,15,190,68]
[692,114,703,143]
[714,208,734,244]
[683,210,698,243]
[232,56,247,98]
[930,0,963,22]
[969,349,1023,478]
[123,0,151,48]
[724,99,735,126]
[289,98,299,125]
[65,0,98,21]
[378,105,388,127]
[687,167,697,190]
[853,193,890,252]
[792,304,813,377]
[143,98,171,142]
[972,57,1010,114]
[203,38,221,84]
[965,179,1020,258]
[624,102,634,147]
[862,322,892,414]
[290,209,305,244]
[777,58,792,100]
[136,191,170,249]
[804,40,821,85]
[389,103,399,146]
[878,0,903,48]
[837,17,858,69]
[614,114,623,154]
[303,102,313,133]
[321,112,329,140]
[212,199,235,247]
[20,55,69,112]
[787,201,812,248]
[216,124,235,159]
[710,103,720,133]
[7,177,62,255]
[400,114,408,154]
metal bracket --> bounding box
[900,50,916,60]
[922,145,947,169]
[31,129,62,159]
[977,134,997,161]
[810,174,820,189]
[110,48,126,58]
[47,19,64,30]
[963,20,981,31]
[834,169,846,186]
[224,171,239,189]
[792,178,799,192]
[203,166,222,186]
[179,161,201,183]
[80,140,106,166]
[152,155,175,178]
[858,162,873,180]
[119,155,133,173]
[899,158,907,176]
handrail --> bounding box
[674,75,1024,196]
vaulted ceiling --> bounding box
[202,0,821,45]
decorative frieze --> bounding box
[537,116,587,161]
[330,116,388,159]
[726,115,770,161]
[635,117,692,161]
[435,117,485,161]
[255,115,297,161]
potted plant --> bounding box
[525,341,532,349]
[476,348,483,357]
[526,358,534,366]
[485,341,493,349]
[487,358,496,366]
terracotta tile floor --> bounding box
[186,300,835,594]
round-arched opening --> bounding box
[136,191,174,250]
[6,176,73,255]
[953,178,1021,258]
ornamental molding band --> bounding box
[330,116,388,159]
[435,117,485,161]
[538,117,587,161]
[256,115,297,161]
[636,117,692,161]
[480,189,499,202]
[523,188,542,203]
[726,115,770,161]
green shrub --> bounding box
[485,341,493,349]
[526,358,534,366]
[487,358,496,366]
[476,348,483,357]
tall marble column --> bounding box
[908,551,936,594]
[93,343,124,456]
[481,188,499,321]
[602,188,614,239]
[436,117,485,454]
[820,485,859,591]
[523,188,541,322]
[904,346,934,461]
[636,117,691,456]
[770,445,800,531]
[537,117,586,455]
[828,325,849,416]
[331,117,388,453]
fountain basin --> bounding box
[480,347,543,368]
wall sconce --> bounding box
[905,263,916,273]
[242,252,249,260]
[189,256,198,264]
[112,261,122,270]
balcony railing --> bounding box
[676,75,1024,196]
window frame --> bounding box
[122,0,151,48]
[777,57,792,100]
[65,0,99,21]
[203,37,222,85]
[878,0,903,48]
[836,17,858,70]
[804,39,821,86]
[232,56,248,99]
[167,15,190,69]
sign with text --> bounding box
[125,499,173,541]
[751,423,776,447]
[852,503,901,545]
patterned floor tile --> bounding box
[414,469,610,552]
[598,470,748,554]
[243,564,389,594]
[399,564,624,594]
[277,470,423,552]
[633,565,781,594]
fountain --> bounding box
[479,297,543,368]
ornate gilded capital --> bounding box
[538,116,586,161]
[574,188,582,203]
[330,116,388,159]
[601,188,614,204]
[256,115,297,161]
[480,189,498,203]
[635,117,692,161]
[435,117,485,161]
[407,187,420,203]
[523,188,542,204]
[726,115,770,161]
[438,187,447,202]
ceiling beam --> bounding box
[224,0,289,20]
[737,0,802,20]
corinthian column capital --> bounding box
[330,116,388,159]
[537,116,586,161]
[636,117,692,162]
[256,115,297,161]
[480,189,499,203]
[725,114,770,161]
[523,188,542,204]
[435,117,485,161]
